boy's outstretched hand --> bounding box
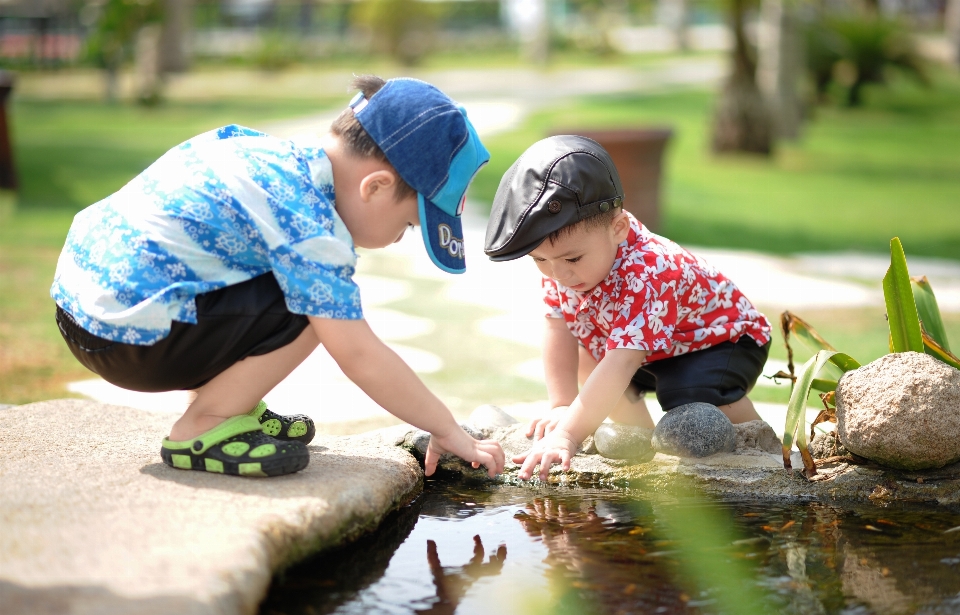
[426,429,505,478]
[525,405,569,441]
[512,428,579,481]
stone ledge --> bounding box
[0,400,423,615]
[390,422,960,507]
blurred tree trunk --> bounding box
[711,0,774,154]
[300,0,314,34]
[757,0,803,139]
[135,24,163,105]
[657,0,690,50]
[159,0,192,74]
[947,0,960,67]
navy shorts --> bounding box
[629,336,770,410]
[56,273,309,392]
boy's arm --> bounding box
[309,316,505,477]
[514,347,647,480]
[527,317,579,439]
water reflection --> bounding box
[262,482,960,615]
[417,536,507,615]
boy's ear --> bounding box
[358,169,397,202]
[611,210,631,241]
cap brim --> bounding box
[419,194,466,274]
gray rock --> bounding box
[0,399,422,615]
[402,423,484,457]
[0,404,12,411]
[651,403,736,458]
[593,423,655,461]
[836,352,960,471]
[810,430,849,459]
[438,423,960,507]
[734,420,782,455]
[467,405,519,436]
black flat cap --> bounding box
[484,135,624,262]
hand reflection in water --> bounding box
[515,497,609,574]
[416,535,507,615]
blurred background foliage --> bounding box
[0,0,959,404]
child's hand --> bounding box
[525,406,569,441]
[426,429,505,478]
[512,428,579,481]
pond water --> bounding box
[261,479,960,615]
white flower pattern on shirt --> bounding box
[50,124,362,345]
[542,213,771,364]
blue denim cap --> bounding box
[350,78,490,274]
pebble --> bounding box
[593,423,655,461]
[651,403,736,458]
[467,405,520,434]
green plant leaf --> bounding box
[912,276,951,352]
[922,330,960,370]
[782,350,861,477]
[883,238,923,353]
[780,311,845,381]
[810,378,838,393]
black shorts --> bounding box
[56,273,310,392]
[629,336,770,410]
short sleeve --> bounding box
[606,264,678,354]
[542,276,563,319]
[269,244,362,319]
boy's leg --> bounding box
[718,396,762,424]
[169,326,319,441]
[648,337,770,425]
[578,346,655,429]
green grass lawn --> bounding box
[2,69,959,406]
[472,70,960,260]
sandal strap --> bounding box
[162,415,265,455]
[247,400,269,420]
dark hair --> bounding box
[329,75,417,203]
[546,206,622,245]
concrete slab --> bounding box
[0,400,422,615]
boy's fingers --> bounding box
[560,449,572,471]
[484,441,505,474]
[511,451,529,465]
[534,420,548,441]
[424,446,438,477]
[519,452,541,481]
[539,451,558,481]
[525,418,538,438]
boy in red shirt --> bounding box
[484,136,772,480]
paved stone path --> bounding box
[0,400,421,615]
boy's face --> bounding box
[528,212,630,292]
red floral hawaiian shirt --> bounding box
[543,212,771,364]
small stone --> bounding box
[652,403,736,458]
[734,420,782,455]
[579,434,598,455]
[810,431,849,459]
[593,424,654,461]
[836,352,960,471]
[467,405,519,435]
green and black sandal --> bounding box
[161,415,309,477]
[248,400,316,444]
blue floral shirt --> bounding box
[51,125,362,346]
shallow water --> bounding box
[261,480,960,615]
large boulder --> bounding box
[836,352,960,471]
[651,403,736,458]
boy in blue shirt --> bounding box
[51,76,505,479]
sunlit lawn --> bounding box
[2,68,959,405]
[473,70,960,258]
